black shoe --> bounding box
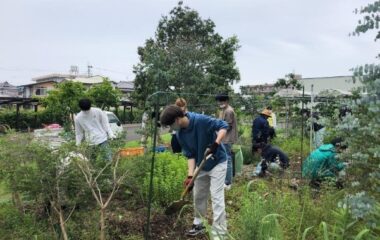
[186,224,206,236]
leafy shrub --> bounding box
[240,146,255,165]
[0,109,56,129]
[0,203,53,239]
[142,152,187,207]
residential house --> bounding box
[18,73,84,98]
[240,83,276,95]
[0,81,18,97]
[70,75,118,89]
[116,81,134,99]
[18,74,118,98]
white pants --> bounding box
[193,161,227,235]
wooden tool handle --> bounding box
[180,154,213,199]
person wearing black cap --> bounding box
[216,93,238,190]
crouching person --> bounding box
[251,142,289,176]
[160,105,229,239]
[302,138,347,188]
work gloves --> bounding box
[183,176,194,191]
[205,142,219,156]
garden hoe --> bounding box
[165,153,213,215]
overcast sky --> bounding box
[0,0,378,91]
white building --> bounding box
[300,76,363,94]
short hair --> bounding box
[160,105,185,126]
[266,106,272,110]
[79,98,91,111]
[175,98,187,109]
[331,137,347,149]
[215,93,229,101]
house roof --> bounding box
[32,73,83,82]
[301,75,352,80]
[69,75,117,85]
[0,81,16,88]
[70,75,105,84]
[19,80,57,87]
[117,81,134,89]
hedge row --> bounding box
[0,109,60,130]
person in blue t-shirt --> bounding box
[160,105,229,238]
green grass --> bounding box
[0,181,11,203]
[123,133,171,148]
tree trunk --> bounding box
[58,208,69,240]
[100,208,106,240]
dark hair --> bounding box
[79,98,91,111]
[252,142,267,152]
[160,105,185,126]
[215,93,229,101]
[331,137,347,149]
[266,106,272,110]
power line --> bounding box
[0,66,56,73]
[93,66,129,75]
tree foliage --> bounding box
[87,78,122,110]
[352,0,380,41]
[42,81,86,126]
[132,1,240,107]
[42,79,122,128]
[330,1,380,227]
[274,73,302,90]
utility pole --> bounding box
[87,64,93,77]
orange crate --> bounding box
[120,147,144,157]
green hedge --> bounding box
[0,109,59,129]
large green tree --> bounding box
[42,81,86,127]
[132,1,240,107]
[87,78,122,110]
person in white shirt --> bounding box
[74,98,115,161]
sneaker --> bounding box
[224,184,231,191]
[186,224,206,236]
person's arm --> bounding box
[188,158,196,176]
[262,119,270,142]
[74,118,84,146]
[328,155,345,173]
[275,148,289,167]
[215,129,227,144]
[252,119,258,143]
[100,111,115,139]
[224,110,234,132]
[205,115,228,143]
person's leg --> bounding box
[209,161,228,237]
[187,169,210,236]
[98,141,112,161]
[224,144,232,186]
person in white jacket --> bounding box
[74,98,115,161]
